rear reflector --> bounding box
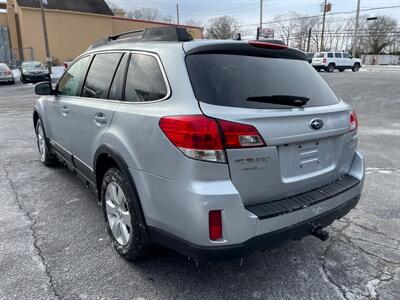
[209,210,222,240]
[248,40,288,50]
[350,110,358,132]
[159,115,265,163]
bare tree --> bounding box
[205,16,240,39]
[366,15,398,53]
[184,19,203,28]
[272,12,299,46]
[162,16,176,24]
[126,8,162,22]
[291,16,319,51]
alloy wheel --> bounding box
[105,182,132,246]
[37,124,46,162]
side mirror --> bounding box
[35,81,54,96]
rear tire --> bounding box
[101,167,149,261]
[352,63,360,72]
[325,64,335,73]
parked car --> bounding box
[33,27,364,261]
[20,61,51,83]
[0,63,15,84]
[312,51,362,72]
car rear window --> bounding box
[314,53,324,58]
[186,54,340,109]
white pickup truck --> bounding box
[312,51,362,72]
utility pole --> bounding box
[38,0,51,73]
[259,0,263,29]
[176,3,180,25]
[307,27,312,52]
[320,0,327,51]
[352,0,361,57]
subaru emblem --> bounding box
[310,118,324,130]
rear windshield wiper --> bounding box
[247,95,310,107]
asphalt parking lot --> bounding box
[0,69,399,300]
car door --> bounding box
[44,55,91,164]
[334,52,343,67]
[66,52,127,180]
[342,52,353,67]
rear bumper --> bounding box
[312,64,326,68]
[0,76,13,82]
[136,151,364,260]
[148,194,360,261]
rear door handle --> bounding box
[93,112,107,125]
[60,105,69,115]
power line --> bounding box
[240,5,400,27]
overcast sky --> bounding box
[109,0,400,26]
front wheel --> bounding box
[352,63,360,72]
[35,119,57,166]
[101,167,150,261]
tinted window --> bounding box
[327,53,333,58]
[343,53,351,59]
[335,53,342,58]
[109,54,129,101]
[58,56,90,96]
[125,54,167,102]
[314,53,324,58]
[186,54,340,109]
[82,53,122,99]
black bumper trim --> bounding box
[148,195,360,261]
[246,175,360,220]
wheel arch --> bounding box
[33,109,40,130]
[94,144,151,243]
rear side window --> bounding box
[186,54,340,109]
[327,53,333,58]
[108,53,129,101]
[58,56,90,96]
[335,53,342,58]
[82,52,123,99]
[125,53,168,102]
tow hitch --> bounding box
[311,225,330,241]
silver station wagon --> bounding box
[33,27,364,261]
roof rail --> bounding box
[88,26,193,50]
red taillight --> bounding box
[350,110,358,132]
[64,63,68,69]
[217,119,265,149]
[209,210,222,241]
[159,115,225,162]
[248,40,287,50]
[159,115,266,163]
[323,58,327,64]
